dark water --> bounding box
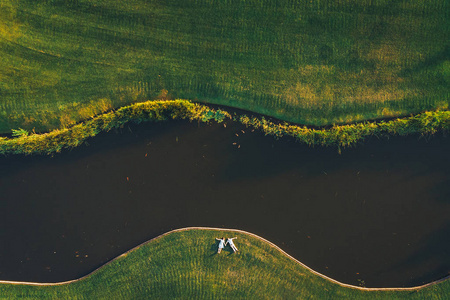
[0,120,449,287]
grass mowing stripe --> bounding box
[1,0,448,133]
[2,228,446,299]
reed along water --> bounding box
[0,120,449,287]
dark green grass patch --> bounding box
[1,0,449,133]
[0,229,448,299]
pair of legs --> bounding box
[227,239,238,252]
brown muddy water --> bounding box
[0,120,449,287]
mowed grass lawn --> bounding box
[0,229,447,299]
[1,0,449,133]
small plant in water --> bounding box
[357,279,366,287]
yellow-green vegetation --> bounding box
[1,0,449,133]
[0,100,230,154]
[1,100,449,155]
[238,109,450,150]
[0,228,447,299]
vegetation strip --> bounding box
[0,228,448,299]
[0,100,449,155]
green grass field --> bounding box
[1,0,449,133]
[1,2,449,297]
[0,228,447,299]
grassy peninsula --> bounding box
[1,0,449,133]
[0,229,448,299]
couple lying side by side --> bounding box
[215,237,238,253]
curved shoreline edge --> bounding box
[0,227,448,291]
[0,100,449,155]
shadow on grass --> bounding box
[210,240,238,256]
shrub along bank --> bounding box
[0,100,449,155]
[0,100,230,155]
[238,110,450,151]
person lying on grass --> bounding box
[215,237,225,253]
[226,237,238,253]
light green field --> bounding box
[0,229,447,299]
[1,0,449,133]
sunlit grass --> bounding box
[0,0,448,133]
[0,229,447,299]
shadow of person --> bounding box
[209,241,220,256]
[210,239,238,256]
[225,245,237,256]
